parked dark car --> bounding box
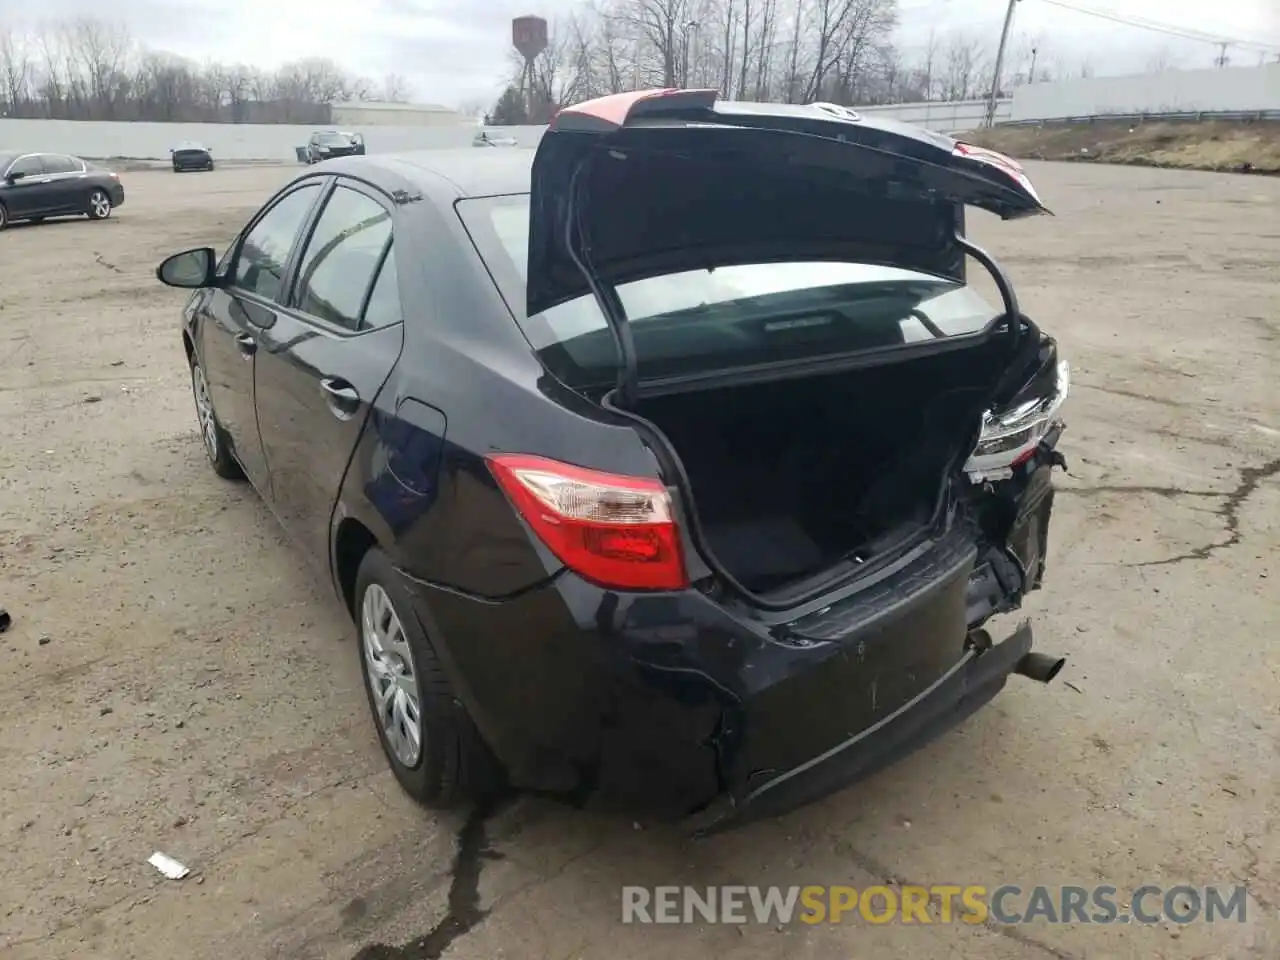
[155,90,1070,831]
[304,130,363,164]
[0,151,124,229]
[171,141,214,172]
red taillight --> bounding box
[486,453,688,591]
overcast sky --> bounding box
[11,0,1280,107]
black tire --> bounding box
[188,352,244,480]
[206,161,215,171]
[0,201,7,231]
[173,164,181,173]
[354,548,504,809]
[86,188,112,221]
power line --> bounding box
[1035,0,1280,53]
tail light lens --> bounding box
[964,359,1069,482]
[486,454,688,591]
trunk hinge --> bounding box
[955,231,1021,352]
[563,156,639,409]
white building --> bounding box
[330,101,465,127]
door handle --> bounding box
[235,333,257,357]
[320,377,361,419]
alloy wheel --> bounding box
[361,583,423,768]
[190,362,219,462]
[90,191,111,219]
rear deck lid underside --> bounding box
[526,89,1049,318]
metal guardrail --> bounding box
[999,109,1280,126]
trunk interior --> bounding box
[634,341,1013,596]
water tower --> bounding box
[512,15,548,120]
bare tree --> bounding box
[1145,46,1178,73]
[618,0,693,87]
[939,32,985,100]
[2,17,387,123]
[0,26,34,116]
[69,17,132,119]
[381,72,412,102]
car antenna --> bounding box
[563,153,639,409]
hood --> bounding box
[527,89,1048,318]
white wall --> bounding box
[0,101,999,161]
[1011,63,1280,121]
[2,65,1274,163]
[0,119,547,161]
[855,97,1010,132]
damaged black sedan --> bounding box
[155,89,1069,831]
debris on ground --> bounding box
[147,852,190,880]
[0,609,10,634]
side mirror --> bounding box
[156,247,219,288]
[5,171,26,183]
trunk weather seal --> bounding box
[563,153,640,409]
[600,230,1038,613]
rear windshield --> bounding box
[458,194,1000,387]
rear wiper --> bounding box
[563,153,640,409]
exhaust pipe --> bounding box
[1015,651,1065,684]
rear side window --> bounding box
[362,243,401,329]
[291,185,393,331]
[456,195,1000,388]
[42,155,80,175]
[234,183,321,301]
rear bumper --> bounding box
[688,620,1033,834]
[172,154,211,169]
[401,521,1058,823]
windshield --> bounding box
[457,194,1000,387]
[318,133,350,145]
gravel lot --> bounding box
[0,162,1276,960]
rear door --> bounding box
[198,180,326,490]
[2,155,51,218]
[39,154,87,214]
[253,178,406,567]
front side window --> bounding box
[456,194,1000,387]
[291,185,392,331]
[8,155,45,178]
[233,183,321,301]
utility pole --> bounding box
[1214,42,1230,67]
[985,0,1021,128]
[1029,46,1038,84]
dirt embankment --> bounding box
[964,120,1280,174]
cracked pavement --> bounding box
[0,160,1276,960]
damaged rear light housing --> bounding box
[486,454,688,591]
[965,359,1070,482]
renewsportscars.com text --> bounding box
[621,884,1249,926]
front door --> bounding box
[253,179,405,568]
[1,155,52,218]
[199,180,326,491]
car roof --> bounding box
[323,148,536,200]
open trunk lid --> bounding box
[526,88,1048,319]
